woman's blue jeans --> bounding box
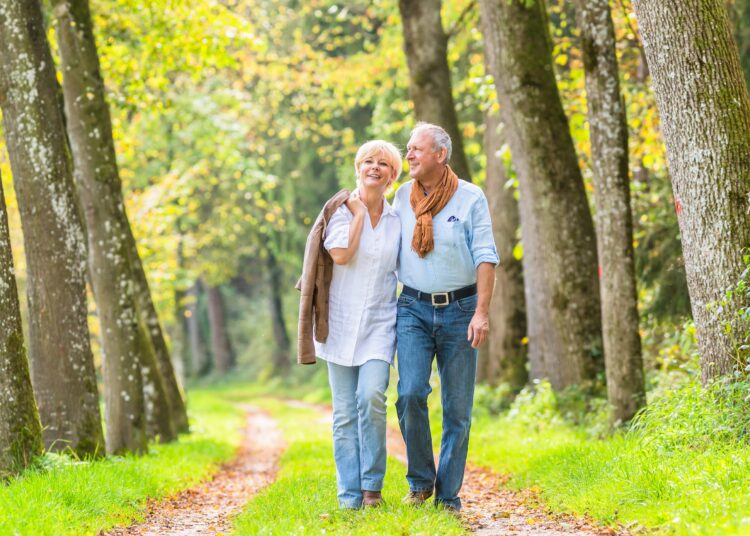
[395,293,478,511]
[327,359,390,509]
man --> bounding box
[393,122,498,512]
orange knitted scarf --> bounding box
[409,165,458,258]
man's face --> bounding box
[405,130,445,181]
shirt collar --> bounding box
[382,198,398,218]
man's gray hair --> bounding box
[411,122,452,164]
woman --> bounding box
[314,140,402,509]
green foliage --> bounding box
[470,373,750,534]
[640,318,700,392]
[472,382,515,416]
[720,249,750,370]
[506,381,610,436]
[0,391,244,535]
[630,378,750,452]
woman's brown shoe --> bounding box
[362,490,383,507]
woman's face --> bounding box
[357,152,395,193]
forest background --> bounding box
[2,0,750,534]
[3,0,680,384]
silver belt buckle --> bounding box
[431,292,449,307]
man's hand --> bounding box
[467,310,489,349]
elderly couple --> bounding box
[297,122,498,512]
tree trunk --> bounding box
[0,175,43,477]
[632,0,750,380]
[53,0,173,451]
[123,212,188,432]
[206,285,235,373]
[267,250,291,373]
[480,112,528,390]
[125,215,189,432]
[137,323,176,442]
[171,286,189,386]
[187,280,210,377]
[0,0,105,457]
[398,0,472,181]
[573,0,645,423]
[54,0,187,436]
[479,0,603,391]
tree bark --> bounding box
[480,112,528,390]
[171,286,189,385]
[0,174,43,477]
[187,280,210,377]
[137,325,175,443]
[53,0,175,451]
[0,0,105,457]
[54,0,187,436]
[632,0,750,380]
[573,0,645,423]
[206,284,235,373]
[267,250,291,373]
[479,0,603,390]
[125,216,189,432]
[398,0,472,181]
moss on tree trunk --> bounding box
[574,0,645,423]
[632,0,750,380]
[0,175,43,478]
[479,0,603,390]
[398,0,472,181]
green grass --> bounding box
[14,364,750,535]
[232,397,465,535]
[468,380,750,535]
[0,390,245,535]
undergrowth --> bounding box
[470,373,750,534]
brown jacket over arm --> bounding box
[295,189,351,364]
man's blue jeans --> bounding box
[327,359,390,509]
[395,292,478,511]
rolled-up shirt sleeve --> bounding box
[469,193,500,267]
[323,206,351,251]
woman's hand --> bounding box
[345,190,367,216]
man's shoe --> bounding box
[436,501,461,515]
[362,490,383,507]
[402,489,434,506]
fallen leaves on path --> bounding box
[103,404,283,536]
[385,426,633,535]
[104,398,637,535]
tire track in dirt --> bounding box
[104,404,283,536]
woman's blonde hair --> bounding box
[354,140,402,185]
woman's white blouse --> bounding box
[314,201,400,367]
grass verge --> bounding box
[232,397,465,535]
[0,390,244,535]
[468,380,750,535]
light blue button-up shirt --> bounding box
[393,179,499,293]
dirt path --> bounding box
[104,404,284,536]
[385,426,628,535]
[294,398,629,535]
[105,399,630,535]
